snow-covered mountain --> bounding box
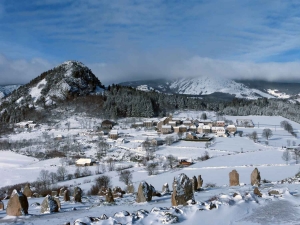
[2,61,104,106]
[120,76,274,99]
[0,85,21,99]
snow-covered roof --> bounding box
[203,125,211,129]
[76,158,94,164]
[227,125,236,128]
[162,125,172,129]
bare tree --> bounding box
[57,166,68,181]
[119,170,133,185]
[96,139,109,161]
[38,169,50,189]
[249,131,257,142]
[262,128,273,140]
[282,149,291,165]
[165,136,174,146]
[293,148,300,164]
[146,162,158,176]
[200,113,207,120]
[166,154,177,169]
[95,175,111,188]
[49,172,58,184]
[107,158,115,171]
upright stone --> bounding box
[105,188,114,203]
[171,173,194,206]
[162,183,170,194]
[40,195,59,213]
[0,200,4,210]
[197,175,203,189]
[6,190,29,216]
[54,197,61,210]
[229,170,239,186]
[63,190,70,201]
[59,187,66,196]
[251,168,261,186]
[23,183,33,198]
[127,184,134,194]
[253,187,262,197]
[191,176,198,191]
[73,186,82,202]
[136,181,153,203]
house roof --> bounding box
[227,125,236,128]
[203,125,211,129]
[162,125,172,129]
[76,158,94,164]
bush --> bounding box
[95,175,112,189]
[205,183,216,188]
[87,184,99,195]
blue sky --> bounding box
[1,0,300,85]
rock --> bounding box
[6,190,29,216]
[54,197,61,209]
[23,183,33,198]
[64,190,70,201]
[32,193,39,198]
[59,187,66,196]
[232,193,239,198]
[251,168,261,186]
[150,184,159,196]
[127,184,134,194]
[171,173,194,206]
[209,203,217,210]
[114,210,130,217]
[268,190,280,196]
[63,222,70,225]
[160,212,179,224]
[229,169,239,186]
[136,181,153,203]
[197,175,203,189]
[40,195,59,213]
[30,202,40,207]
[162,183,170,194]
[253,187,262,197]
[74,186,82,202]
[0,200,4,210]
[191,176,198,191]
[51,191,58,197]
[99,214,108,220]
[105,188,114,203]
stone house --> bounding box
[157,117,171,132]
[151,138,164,146]
[202,125,211,134]
[226,125,237,133]
[161,125,173,134]
[174,125,187,133]
[76,158,97,166]
[186,132,198,140]
[109,130,119,140]
[143,120,153,128]
[216,121,225,127]
[183,120,193,127]
[189,125,197,133]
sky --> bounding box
[1,0,300,85]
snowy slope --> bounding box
[169,77,273,99]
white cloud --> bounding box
[0,54,53,85]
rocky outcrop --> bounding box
[251,168,261,186]
[0,200,4,210]
[6,190,29,216]
[253,187,262,197]
[41,195,59,213]
[59,187,66,196]
[197,175,203,189]
[64,190,70,201]
[229,170,239,186]
[23,183,33,198]
[136,181,153,203]
[73,186,82,202]
[171,173,194,206]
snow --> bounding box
[267,89,291,99]
[29,79,47,102]
[1,112,300,224]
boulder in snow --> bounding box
[229,169,239,186]
[171,173,194,206]
[136,181,153,203]
[6,190,28,216]
[41,195,59,213]
[251,168,261,186]
[23,183,33,198]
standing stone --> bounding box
[197,175,203,189]
[0,200,4,210]
[59,187,66,196]
[229,170,239,186]
[6,190,29,216]
[51,191,58,197]
[63,190,70,201]
[136,181,153,203]
[54,197,61,210]
[171,173,194,206]
[23,183,33,198]
[40,195,59,213]
[105,188,114,203]
[162,183,170,194]
[73,186,82,202]
[251,168,261,186]
[191,176,198,191]
[150,184,158,196]
[253,187,262,197]
[127,184,134,194]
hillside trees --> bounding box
[262,128,273,140]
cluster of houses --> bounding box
[14,121,38,129]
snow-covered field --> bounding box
[1,112,300,224]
